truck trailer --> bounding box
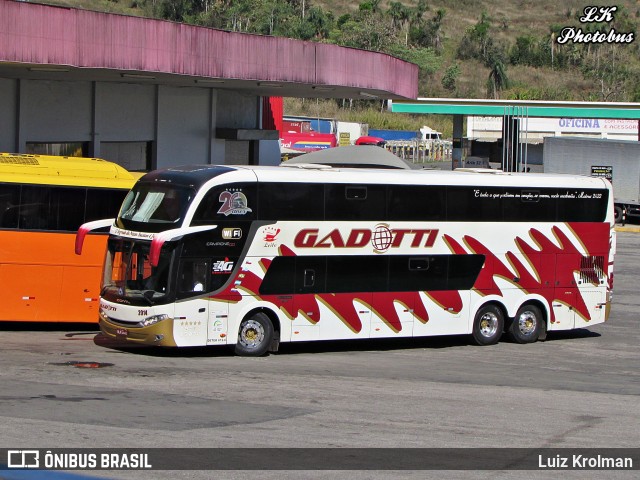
[543,136,640,223]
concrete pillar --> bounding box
[90,81,100,158]
[16,79,26,153]
[452,114,463,169]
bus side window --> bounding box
[87,189,129,223]
[325,184,386,221]
[52,187,86,231]
[191,191,217,225]
[296,257,326,294]
[303,269,315,287]
[388,186,446,221]
[178,259,209,296]
[19,185,50,230]
[0,183,21,229]
[258,183,324,221]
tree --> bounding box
[386,44,440,79]
[441,63,460,93]
[388,2,411,45]
[359,0,382,14]
[581,45,631,101]
[149,0,196,22]
[486,48,509,99]
[301,6,334,40]
[457,11,492,61]
[332,3,395,51]
[428,9,446,52]
[510,36,534,65]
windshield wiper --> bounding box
[142,290,156,305]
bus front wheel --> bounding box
[508,304,543,344]
[235,312,273,357]
[472,305,504,346]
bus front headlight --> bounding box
[140,314,170,327]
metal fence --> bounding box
[385,140,452,164]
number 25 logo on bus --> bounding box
[218,190,252,216]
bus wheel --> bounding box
[509,304,543,344]
[235,312,273,357]
[472,305,504,346]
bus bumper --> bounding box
[99,316,177,347]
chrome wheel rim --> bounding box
[239,319,265,348]
[517,311,537,336]
[479,312,499,338]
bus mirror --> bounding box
[75,218,115,255]
[149,235,167,267]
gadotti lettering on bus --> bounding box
[293,226,439,250]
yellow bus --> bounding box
[0,153,139,323]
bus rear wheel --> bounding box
[472,305,504,346]
[235,312,273,357]
[509,304,543,344]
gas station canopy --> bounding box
[391,98,640,119]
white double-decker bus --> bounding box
[76,163,615,356]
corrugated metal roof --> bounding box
[0,2,418,100]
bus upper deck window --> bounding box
[346,186,367,200]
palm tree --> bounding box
[486,52,509,98]
[388,2,411,45]
[429,9,446,52]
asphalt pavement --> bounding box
[0,233,638,480]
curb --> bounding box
[615,226,640,232]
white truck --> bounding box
[543,136,640,223]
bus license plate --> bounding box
[115,328,128,338]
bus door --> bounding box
[173,258,211,347]
[208,303,229,346]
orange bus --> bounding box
[0,153,139,323]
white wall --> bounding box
[19,79,92,147]
[156,85,215,169]
[96,82,155,142]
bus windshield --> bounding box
[102,238,175,304]
[118,183,193,232]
